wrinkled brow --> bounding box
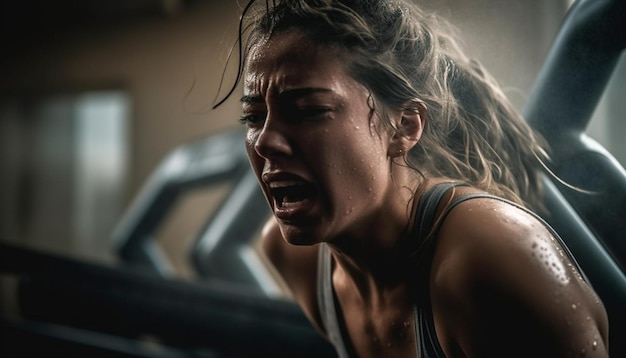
[241,88,333,104]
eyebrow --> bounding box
[240,87,334,104]
[240,95,264,104]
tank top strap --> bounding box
[317,243,351,358]
[316,182,584,358]
[413,185,590,358]
[412,182,469,242]
[411,182,468,358]
[440,192,589,282]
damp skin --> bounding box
[427,197,609,357]
[242,31,414,246]
[245,26,609,358]
[530,236,570,286]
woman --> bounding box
[216,0,609,356]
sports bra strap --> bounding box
[411,182,468,257]
[412,183,588,358]
[317,243,351,358]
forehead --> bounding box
[244,31,355,94]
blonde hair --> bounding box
[219,0,549,211]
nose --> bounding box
[253,117,292,159]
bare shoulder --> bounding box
[429,195,609,357]
[259,218,326,335]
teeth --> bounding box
[282,198,311,207]
[267,178,317,210]
[269,180,304,189]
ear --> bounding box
[388,100,427,157]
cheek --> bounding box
[346,127,389,169]
[324,129,389,193]
[351,147,389,195]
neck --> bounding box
[328,239,417,309]
[325,175,444,302]
[325,203,417,301]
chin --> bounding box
[279,226,323,246]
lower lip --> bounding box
[273,198,317,222]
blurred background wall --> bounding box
[0,0,623,276]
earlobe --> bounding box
[388,100,427,157]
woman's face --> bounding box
[242,31,398,245]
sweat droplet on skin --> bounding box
[530,239,570,285]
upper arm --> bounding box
[259,218,327,336]
[430,199,609,357]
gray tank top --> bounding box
[316,182,586,358]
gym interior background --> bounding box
[0,0,624,307]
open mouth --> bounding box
[269,180,318,208]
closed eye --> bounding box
[288,106,333,122]
[298,107,331,117]
[239,105,332,127]
[239,113,266,126]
